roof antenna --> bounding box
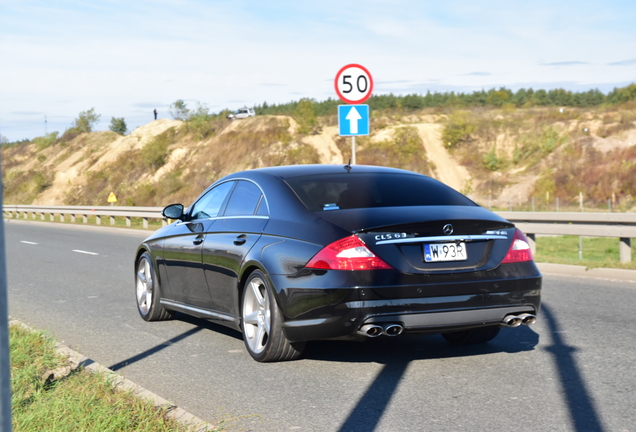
[344,159,352,172]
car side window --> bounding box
[190,181,235,220]
[224,181,263,216]
[256,196,269,216]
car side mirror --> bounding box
[162,203,185,220]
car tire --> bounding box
[135,252,174,321]
[442,326,501,344]
[241,270,305,362]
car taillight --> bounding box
[501,229,533,264]
[306,235,393,271]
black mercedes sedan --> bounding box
[135,164,541,362]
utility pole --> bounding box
[0,153,12,431]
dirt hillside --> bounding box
[2,108,635,210]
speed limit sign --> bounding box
[334,64,373,104]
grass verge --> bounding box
[534,235,636,270]
[9,323,218,432]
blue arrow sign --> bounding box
[338,104,369,136]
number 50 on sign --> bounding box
[334,64,374,104]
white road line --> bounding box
[20,241,38,245]
[72,249,99,256]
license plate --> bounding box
[424,242,467,262]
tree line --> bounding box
[2,84,634,146]
[254,84,636,116]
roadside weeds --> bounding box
[9,319,228,432]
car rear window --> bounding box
[285,173,476,212]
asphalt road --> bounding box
[5,220,636,432]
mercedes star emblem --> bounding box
[443,224,454,235]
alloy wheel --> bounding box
[136,257,152,315]
[242,276,271,354]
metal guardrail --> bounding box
[497,211,635,262]
[3,205,634,262]
[2,205,165,229]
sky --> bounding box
[1,0,635,142]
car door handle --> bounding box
[234,234,248,245]
[193,236,204,245]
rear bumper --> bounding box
[359,305,537,330]
[271,262,542,342]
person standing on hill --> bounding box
[153,109,157,120]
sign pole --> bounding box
[0,154,12,431]
[351,136,356,165]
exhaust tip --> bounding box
[358,324,383,338]
[502,315,522,327]
[383,324,404,336]
[519,313,537,325]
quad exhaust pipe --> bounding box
[502,313,537,327]
[357,323,404,338]
[357,314,536,337]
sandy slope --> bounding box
[298,122,471,184]
[412,123,471,191]
[369,123,471,191]
[33,119,183,204]
[301,126,343,164]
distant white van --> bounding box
[227,107,256,120]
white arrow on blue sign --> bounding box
[338,104,369,136]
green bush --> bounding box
[442,110,474,147]
[109,117,128,135]
[141,130,174,169]
[2,169,54,203]
[169,100,189,120]
[358,127,430,174]
[186,103,215,138]
[32,132,59,151]
[33,171,53,193]
[486,89,512,106]
[483,147,503,171]
[294,98,319,135]
[59,108,101,142]
[513,126,567,165]
[70,108,101,134]
[539,127,565,153]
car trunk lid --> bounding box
[318,206,515,273]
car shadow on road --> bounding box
[109,325,204,371]
[108,313,243,372]
[303,305,605,432]
[542,303,606,432]
[173,312,244,341]
[303,327,539,432]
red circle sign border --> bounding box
[334,63,374,104]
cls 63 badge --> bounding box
[375,233,407,241]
